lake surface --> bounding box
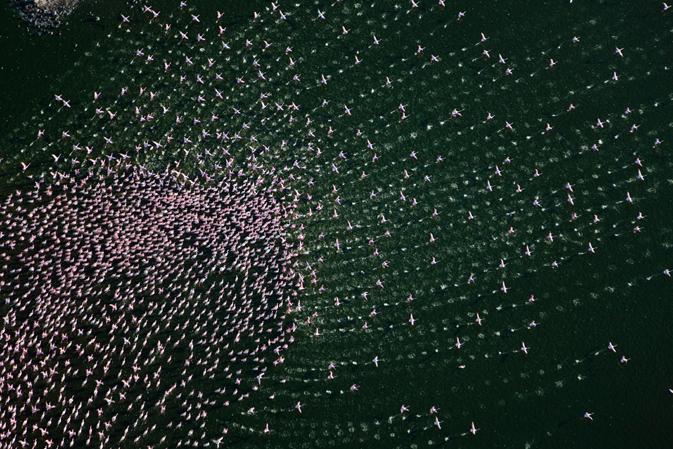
[1,1,672,448]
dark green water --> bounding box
[1,1,672,448]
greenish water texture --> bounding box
[1,1,673,448]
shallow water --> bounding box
[1,1,673,448]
